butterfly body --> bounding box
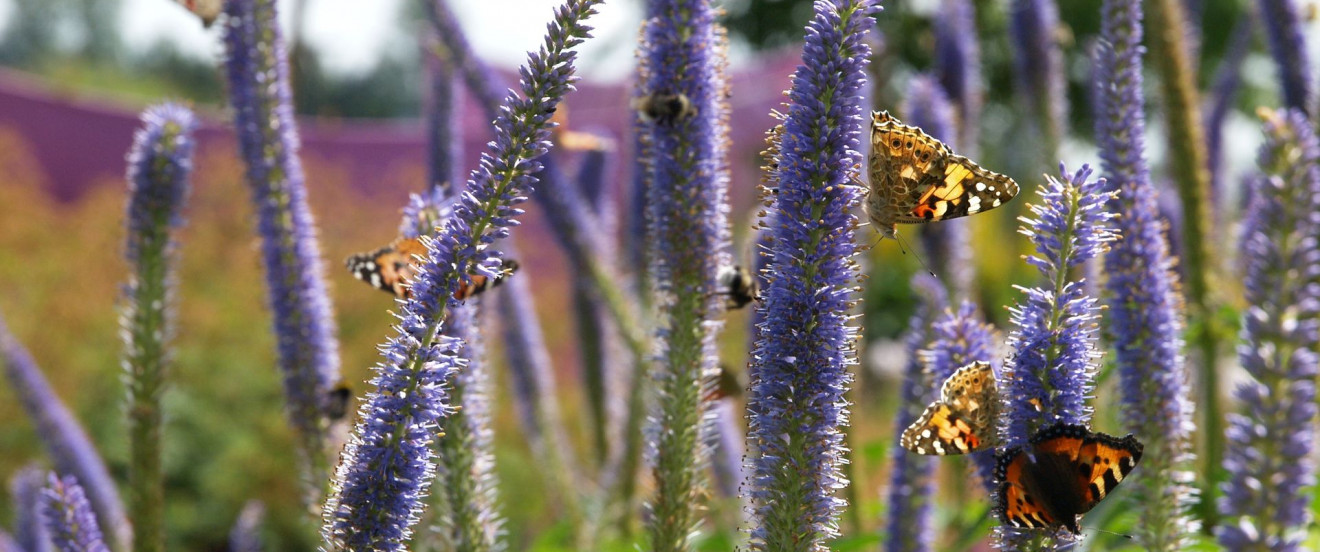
[901,361,999,455]
[345,237,518,300]
[996,423,1143,534]
[865,111,1019,239]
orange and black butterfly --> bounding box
[345,237,519,301]
[995,423,1143,534]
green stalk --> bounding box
[124,224,168,552]
[122,117,192,552]
[1144,0,1221,526]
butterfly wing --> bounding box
[345,237,428,298]
[865,111,1019,233]
[995,446,1064,530]
[996,423,1144,534]
[454,259,521,300]
[897,152,1019,224]
[1030,424,1144,515]
[900,361,998,455]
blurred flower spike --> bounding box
[1216,108,1320,551]
[41,474,110,552]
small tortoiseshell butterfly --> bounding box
[717,265,759,310]
[995,423,1144,534]
[865,111,1019,239]
[901,361,999,455]
[345,237,519,301]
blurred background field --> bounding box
[0,0,1312,549]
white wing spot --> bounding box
[975,182,987,192]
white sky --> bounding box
[0,0,647,82]
[1,0,1318,88]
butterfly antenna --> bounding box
[1087,528,1134,540]
[895,232,937,278]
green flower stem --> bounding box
[122,110,195,552]
[1145,0,1221,525]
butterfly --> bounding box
[901,361,1000,455]
[550,103,614,152]
[173,0,223,26]
[717,265,759,310]
[995,423,1144,534]
[865,111,1019,240]
[345,237,519,300]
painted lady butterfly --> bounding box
[995,423,1144,534]
[344,237,519,301]
[173,0,223,26]
[550,103,614,152]
[865,111,1019,239]
[717,265,759,310]
[901,361,1000,455]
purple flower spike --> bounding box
[1205,19,1251,200]
[1008,0,1067,154]
[884,274,946,552]
[932,0,982,151]
[124,103,194,270]
[743,1,879,549]
[0,314,130,551]
[121,102,195,552]
[999,164,1113,445]
[708,399,745,499]
[322,1,601,549]
[12,467,52,552]
[496,246,579,486]
[424,47,463,195]
[427,305,503,551]
[228,501,265,552]
[1257,0,1312,114]
[1093,0,1199,545]
[571,148,625,464]
[422,0,504,116]
[904,76,975,300]
[637,0,734,546]
[0,532,20,552]
[1216,109,1320,552]
[40,474,110,552]
[995,165,1114,547]
[221,0,341,481]
[924,301,999,493]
